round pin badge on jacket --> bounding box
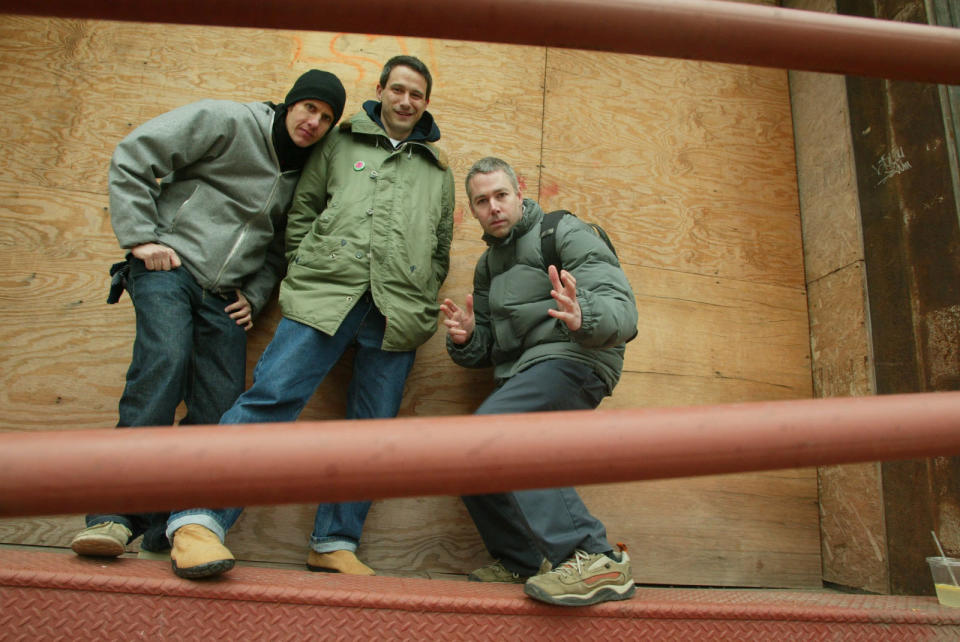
[354,161,365,171]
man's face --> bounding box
[285,99,335,148]
[375,65,428,141]
[468,170,524,238]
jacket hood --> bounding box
[361,99,441,143]
[483,198,543,247]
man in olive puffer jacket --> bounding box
[441,156,638,607]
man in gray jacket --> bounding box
[440,156,638,607]
[69,69,346,560]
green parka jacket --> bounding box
[279,105,455,351]
[447,199,638,393]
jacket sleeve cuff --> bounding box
[570,291,597,341]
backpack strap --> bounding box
[540,210,571,273]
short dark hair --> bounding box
[465,157,520,201]
[379,55,433,101]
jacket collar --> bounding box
[361,99,441,143]
[340,106,446,168]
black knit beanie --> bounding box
[284,69,346,124]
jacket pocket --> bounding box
[295,234,341,267]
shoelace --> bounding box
[549,549,592,578]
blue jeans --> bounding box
[462,359,613,575]
[89,258,247,551]
[167,292,416,553]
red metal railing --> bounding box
[0,0,958,84]
[2,392,960,517]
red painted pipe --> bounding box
[2,392,960,518]
[1,0,959,84]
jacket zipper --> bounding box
[211,173,284,290]
[170,186,199,231]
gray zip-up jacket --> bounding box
[109,99,297,314]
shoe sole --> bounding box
[524,581,637,606]
[71,537,126,558]
[171,559,235,579]
[306,563,376,576]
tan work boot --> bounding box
[306,549,375,575]
[170,524,235,579]
[70,522,131,557]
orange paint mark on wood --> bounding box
[541,182,560,200]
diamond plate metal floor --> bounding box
[2,549,959,640]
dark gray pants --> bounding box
[462,359,613,575]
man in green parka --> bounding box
[440,156,638,607]
[165,55,455,580]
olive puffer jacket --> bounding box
[280,106,455,351]
[448,198,638,393]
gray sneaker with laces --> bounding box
[524,548,636,606]
[468,560,529,583]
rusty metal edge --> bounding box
[0,0,959,84]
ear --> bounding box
[375,84,383,101]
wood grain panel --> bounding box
[0,181,129,431]
[789,69,863,283]
[538,50,803,290]
[612,264,812,408]
[581,470,820,588]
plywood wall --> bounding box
[784,0,887,595]
[0,15,819,588]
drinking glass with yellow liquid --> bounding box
[927,556,960,607]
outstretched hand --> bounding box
[547,264,582,331]
[440,295,475,344]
